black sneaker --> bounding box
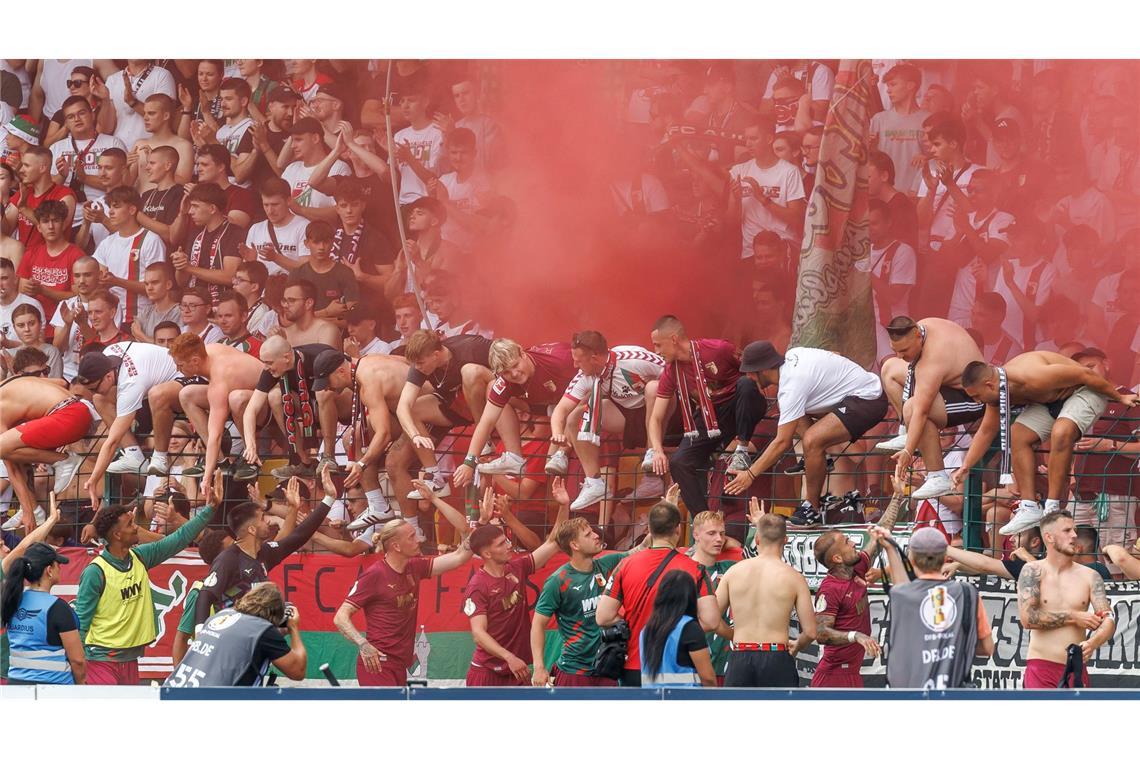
[182,464,205,478]
[782,456,835,475]
[789,501,822,526]
[823,492,861,524]
[233,463,260,482]
[271,463,317,480]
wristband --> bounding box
[182,110,192,116]
[463,455,478,468]
[355,459,366,469]
[847,631,857,643]
[321,495,336,508]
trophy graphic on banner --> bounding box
[408,625,431,685]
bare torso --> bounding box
[1022,559,1097,664]
[917,317,984,390]
[204,344,264,393]
[358,355,410,410]
[721,556,804,644]
[286,321,339,349]
[0,376,73,426]
[1005,351,1083,404]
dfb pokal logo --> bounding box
[919,585,957,633]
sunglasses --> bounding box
[21,367,50,377]
[66,79,89,88]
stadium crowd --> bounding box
[0,58,1137,689]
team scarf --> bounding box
[577,352,616,446]
[123,230,147,322]
[996,367,1015,485]
[347,359,366,460]
[900,324,927,406]
[331,225,364,265]
[281,350,316,455]
[674,341,720,440]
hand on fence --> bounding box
[550,477,569,507]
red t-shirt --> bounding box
[487,342,577,409]
[815,552,872,669]
[16,242,85,318]
[603,547,711,669]
[223,183,260,221]
[656,338,741,405]
[11,185,75,248]
[345,555,434,669]
[463,554,535,672]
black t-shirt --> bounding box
[141,184,186,226]
[234,626,292,686]
[406,335,493,404]
[356,174,400,251]
[330,224,394,274]
[184,221,246,302]
[675,618,708,669]
[255,344,329,393]
[1001,557,1027,580]
[42,596,79,646]
[289,261,360,311]
[251,128,292,191]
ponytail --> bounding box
[1,558,33,626]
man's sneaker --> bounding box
[545,449,569,476]
[823,491,862,524]
[726,449,752,472]
[621,474,665,503]
[480,442,496,457]
[789,501,822,526]
[106,450,147,475]
[53,452,83,495]
[316,456,339,476]
[782,455,835,475]
[912,472,953,500]
[232,463,260,482]
[477,451,525,475]
[346,507,399,533]
[271,462,316,480]
[1,506,46,531]
[181,464,205,478]
[407,474,452,500]
[873,432,908,454]
[999,502,1046,536]
[570,478,611,511]
[146,459,170,476]
[640,449,656,472]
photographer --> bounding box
[164,583,307,687]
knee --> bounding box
[668,450,694,475]
[880,357,905,383]
[802,431,825,454]
[1050,421,1081,448]
[460,363,490,388]
[1011,423,1040,447]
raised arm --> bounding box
[944,545,1014,579]
[951,405,999,488]
[790,574,817,656]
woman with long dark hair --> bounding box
[1,542,85,684]
[639,570,717,687]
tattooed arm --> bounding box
[1016,563,1073,629]
[1082,575,1116,656]
[866,483,907,563]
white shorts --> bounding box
[1014,386,1108,441]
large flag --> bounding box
[789,59,877,368]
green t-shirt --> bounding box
[535,552,625,675]
[177,583,203,637]
[699,559,737,676]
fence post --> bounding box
[963,443,1000,552]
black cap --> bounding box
[345,305,377,325]
[23,542,70,567]
[75,352,121,386]
[993,117,1021,141]
[404,195,447,223]
[267,86,301,105]
[313,82,347,103]
[1072,346,1108,362]
[739,340,785,373]
[312,349,349,391]
[289,117,323,137]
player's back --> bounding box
[724,557,801,644]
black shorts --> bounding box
[619,668,642,687]
[616,404,648,449]
[427,395,473,443]
[829,392,888,441]
[724,650,799,688]
[133,399,154,436]
[176,375,209,388]
[941,386,986,427]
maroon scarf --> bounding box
[674,341,720,440]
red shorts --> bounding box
[550,666,617,687]
[810,660,864,688]
[86,659,140,685]
[1024,657,1091,689]
[355,657,407,687]
[16,400,93,450]
[466,664,525,687]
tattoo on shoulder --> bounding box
[1016,563,1068,629]
[1091,574,1110,612]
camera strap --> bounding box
[646,548,679,592]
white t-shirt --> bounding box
[993,257,1057,346]
[245,215,311,276]
[762,63,835,105]
[439,171,491,250]
[870,108,929,195]
[393,124,446,204]
[104,341,181,416]
[93,229,166,320]
[728,157,806,255]
[190,322,226,345]
[1056,186,1117,247]
[49,134,128,225]
[563,346,666,411]
[40,59,93,118]
[610,174,669,216]
[216,117,255,188]
[0,294,45,343]
[946,209,1015,325]
[282,159,350,209]
[916,163,981,249]
[858,240,917,360]
[776,347,882,425]
[106,66,177,150]
[50,294,125,379]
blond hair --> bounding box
[488,338,524,374]
[376,519,409,552]
[554,517,592,555]
[691,510,725,533]
[234,582,286,624]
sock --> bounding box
[1020,499,1040,510]
[405,514,425,540]
[124,446,143,458]
[1044,499,1061,512]
[365,489,390,514]
[735,443,748,452]
[585,475,603,485]
[151,452,168,468]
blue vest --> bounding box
[8,589,74,684]
[639,614,700,688]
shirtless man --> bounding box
[1017,511,1115,688]
[954,352,1137,534]
[163,334,264,486]
[0,375,95,531]
[127,94,193,190]
[278,280,341,350]
[876,317,986,500]
[715,511,817,687]
[310,350,409,526]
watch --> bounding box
[847,631,857,643]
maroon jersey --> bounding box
[815,552,872,669]
[344,555,434,670]
[656,338,741,405]
[602,548,711,669]
[487,342,576,409]
[463,554,535,672]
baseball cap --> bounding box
[739,341,785,373]
[404,195,447,223]
[313,82,347,104]
[909,526,949,554]
[289,117,323,137]
[992,117,1021,141]
[883,63,922,87]
[5,115,40,146]
[312,350,349,391]
[23,541,70,568]
[345,305,378,325]
[267,86,301,105]
[75,352,121,386]
[1072,346,1108,362]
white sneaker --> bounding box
[545,449,569,476]
[477,451,525,475]
[1,506,46,531]
[912,472,954,500]
[407,474,452,500]
[999,503,1045,536]
[640,450,656,472]
[346,507,399,533]
[873,432,908,453]
[571,477,610,511]
[53,452,83,495]
[726,449,751,472]
[480,442,496,457]
[106,451,147,474]
[622,474,665,502]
